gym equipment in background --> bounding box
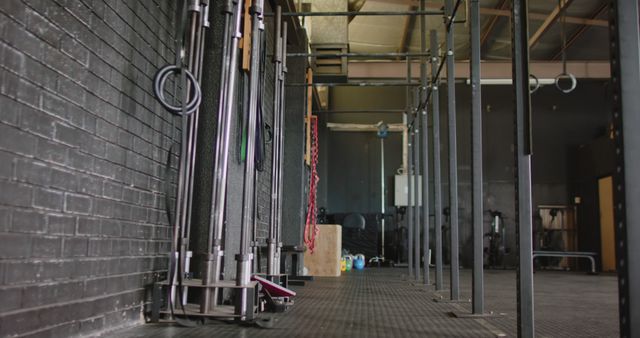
[354,254,366,270]
[484,210,510,269]
[344,255,354,271]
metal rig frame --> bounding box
[150,1,640,336]
[608,1,640,337]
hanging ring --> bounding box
[529,74,540,94]
[555,72,577,94]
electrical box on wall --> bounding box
[394,175,422,206]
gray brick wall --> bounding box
[0,0,178,336]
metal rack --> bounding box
[147,0,611,335]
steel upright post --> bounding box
[470,0,484,315]
[236,0,264,318]
[511,0,535,336]
[408,129,414,278]
[414,114,421,281]
[430,30,443,291]
[609,1,640,336]
[420,0,430,286]
[267,7,282,277]
[202,0,243,313]
[380,137,386,260]
[407,60,414,278]
[445,0,460,301]
[276,21,288,275]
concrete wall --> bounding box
[321,80,611,266]
[321,86,406,214]
[0,0,178,336]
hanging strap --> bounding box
[555,0,577,93]
[559,0,567,74]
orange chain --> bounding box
[304,116,320,253]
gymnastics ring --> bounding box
[529,74,540,94]
[555,72,577,94]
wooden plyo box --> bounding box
[304,224,342,277]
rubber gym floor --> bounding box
[114,268,618,338]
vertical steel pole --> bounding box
[430,30,443,291]
[420,0,430,286]
[267,7,282,277]
[236,0,264,318]
[470,0,484,315]
[407,60,414,278]
[403,60,409,174]
[276,21,288,275]
[511,0,534,336]
[184,5,206,265]
[414,115,421,281]
[609,1,640,336]
[202,0,240,313]
[445,0,460,301]
[380,137,386,260]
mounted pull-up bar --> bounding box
[288,82,420,87]
[287,52,432,59]
[265,10,444,17]
[314,109,404,114]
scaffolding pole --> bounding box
[511,0,535,336]
[420,0,430,286]
[236,0,265,318]
[287,82,420,87]
[287,52,432,59]
[470,0,484,315]
[314,109,404,114]
[407,58,414,279]
[267,10,444,17]
[445,0,460,301]
[430,30,444,291]
[413,105,421,282]
[609,1,640,336]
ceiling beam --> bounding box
[481,7,606,27]
[551,3,608,60]
[348,60,611,79]
[480,0,508,48]
[398,5,418,53]
[367,0,608,27]
[529,0,574,48]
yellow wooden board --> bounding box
[599,176,616,272]
[304,224,342,277]
[241,0,252,71]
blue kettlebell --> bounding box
[354,254,365,270]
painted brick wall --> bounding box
[0,0,179,336]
